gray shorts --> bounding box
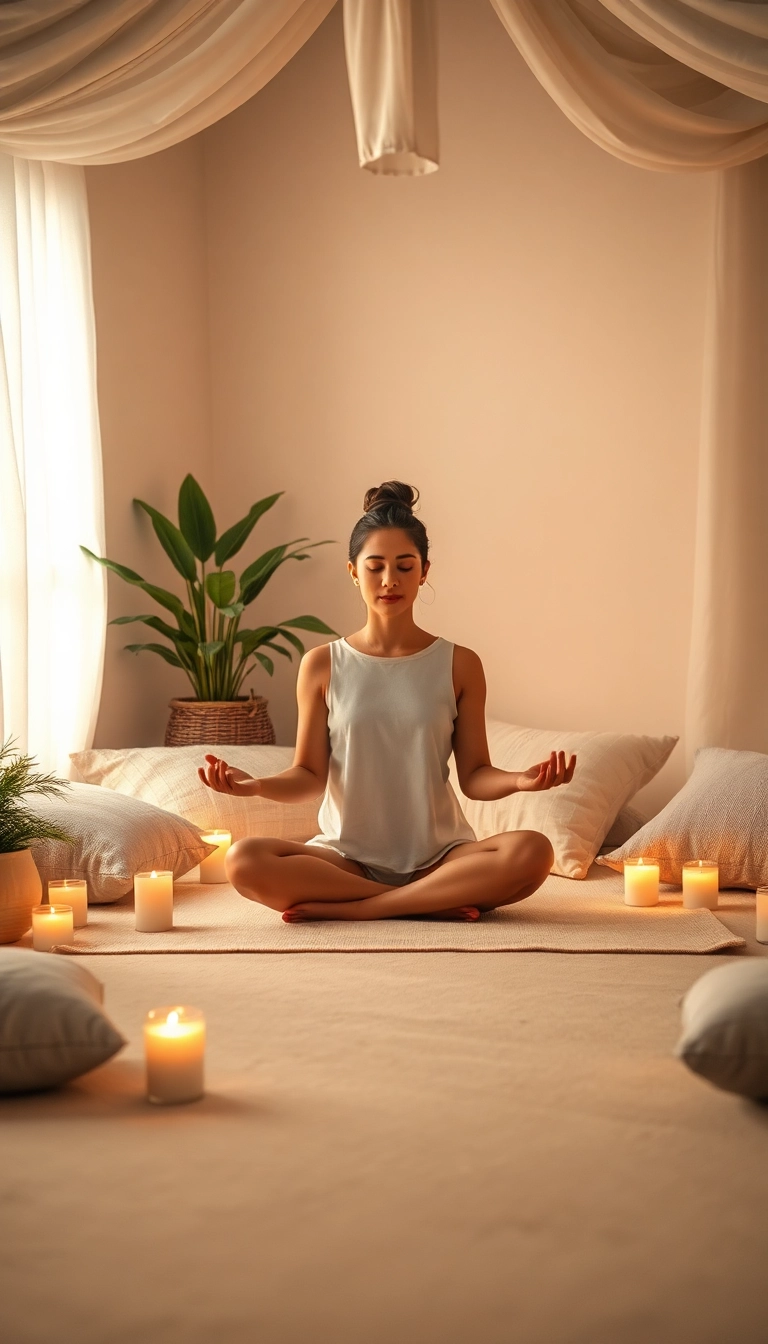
[356,862,423,887]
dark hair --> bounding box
[348,481,430,569]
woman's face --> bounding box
[349,528,429,616]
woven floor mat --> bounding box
[20,865,747,955]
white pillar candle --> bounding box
[134,870,173,932]
[682,860,719,910]
[48,879,88,927]
[199,830,232,883]
[144,1006,205,1104]
[32,904,74,952]
[623,858,660,907]
[757,888,768,944]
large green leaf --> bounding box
[178,475,216,562]
[239,542,300,595]
[199,640,225,661]
[262,640,292,661]
[81,548,190,622]
[124,643,183,668]
[205,571,236,609]
[219,602,245,620]
[236,626,280,656]
[279,615,337,635]
[214,492,283,566]
[276,628,306,656]
[134,499,197,582]
[254,652,274,676]
[111,614,197,664]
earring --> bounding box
[418,580,435,606]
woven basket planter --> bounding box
[165,696,276,747]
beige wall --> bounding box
[86,138,211,748]
[87,1,715,815]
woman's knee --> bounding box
[499,829,554,881]
[225,837,282,896]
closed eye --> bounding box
[367,567,414,574]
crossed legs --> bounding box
[225,831,553,922]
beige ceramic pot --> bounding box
[0,849,43,943]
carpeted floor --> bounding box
[1,896,766,1344]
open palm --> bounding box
[197,754,255,796]
[517,750,576,793]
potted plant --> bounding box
[0,741,72,944]
[83,476,337,746]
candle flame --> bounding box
[167,1010,180,1027]
[639,858,644,867]
[151,870,157,879]
[698,860,703,868]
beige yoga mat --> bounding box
[23,866,746,955]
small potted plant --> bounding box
[83,476,337,746]
[0,741,72,944]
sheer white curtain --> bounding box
[0,156,106,775]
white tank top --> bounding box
[306,636,476,873]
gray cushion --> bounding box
[0,948,125,1094]
[30,781,215,904]
[675,961,768,1099]
[598,746,768,888]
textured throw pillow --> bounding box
[0,948,125,1093]
[597,747,768,889]
[70,744,320,844]
[30,782,215,904]
[448,719,677,879]
[675,961,768,1099]
[600,804,647,853]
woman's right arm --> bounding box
[197,645,331,803]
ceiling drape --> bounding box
[489,0,768,169]
[0,0,337,163]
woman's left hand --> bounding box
[517,751,576,792]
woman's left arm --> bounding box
[452,646,576,801]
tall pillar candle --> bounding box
[623,858,660,907]
[199,831,232,883]
[682,861,719,910]
[48,879,88,927]
[757,889,768,944]
[144,1006,205,1104]
[32,904,74,952]
[134,870,173,932]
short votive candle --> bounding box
[199,830,232,883]
[32,904,74,952]
[623,858,660,907]
[144,1005,205,1104]
[756,888,768,944]
[48,879,88,927]
[134,870,173,932]
[682,860,719,911]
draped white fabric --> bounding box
[343,0,438,174]
[685,154,768,762]
[0,157,106,775]
[0,0,336,164]
[490,0,768,169]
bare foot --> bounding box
[282,901,481,923]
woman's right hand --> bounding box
[197,754,261,797]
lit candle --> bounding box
[48,879,88,927]
[134,870,173,932]
[757,888,768,944]
[32,904,74,952]
[623,858,660,907]
[682,860,719,910]
[199,830,232,883]
[144,1005,205,1104]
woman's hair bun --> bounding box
[363,481,419,515]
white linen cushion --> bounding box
[30,782,214,904]
[70,745,320,844]
[675,962,768,1099]
[0,948,125,1093]
[597,746,768,888]
[449,719,677,879]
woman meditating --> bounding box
[199,481,575,923]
